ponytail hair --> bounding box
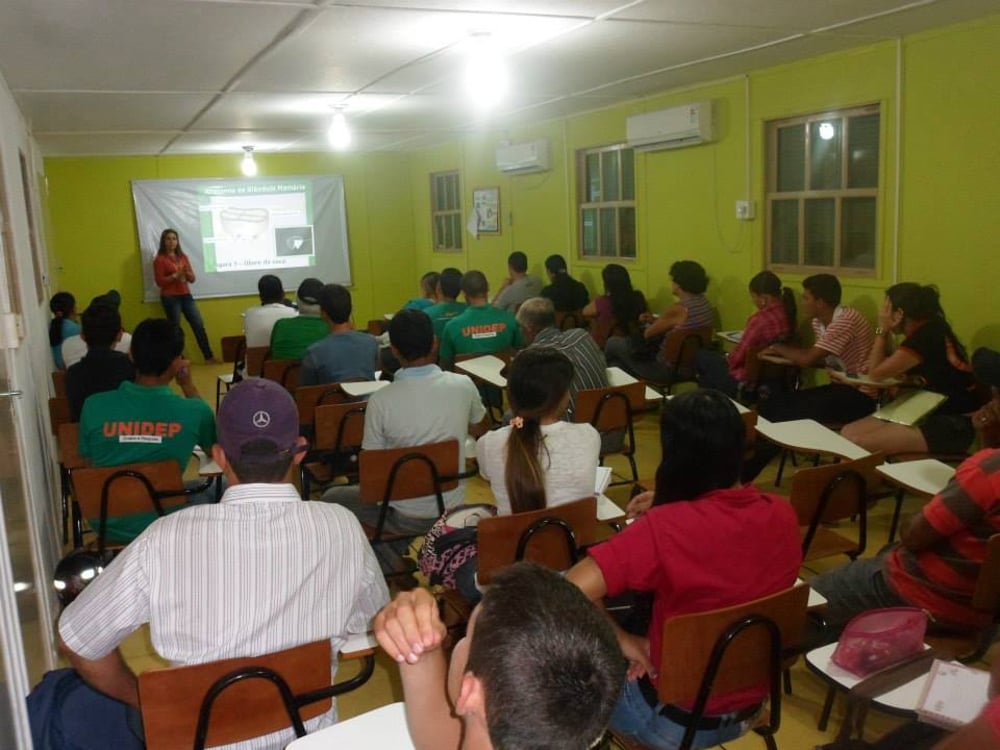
[749,271,797,331]
[49,292,76,347]
[504,348,574,514]
[886,282,966,360]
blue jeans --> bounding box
[609,679,755,750]
[161,294,214,360]
[810,553,907,636]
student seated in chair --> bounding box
[605,260,713,384]
[77,317,217,541]
[374,562,625,750]
[811,347,1000,637]
[37,378,389,750]
[566,388,802,750]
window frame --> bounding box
[576,144,637,261]
[765,103,881,278]
[430,170,463,252]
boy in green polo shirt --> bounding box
[439,270,522,368]
[78,318,216,542]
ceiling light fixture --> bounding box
[240,146,258,177]
[463,32,508,111]
[328,109,352,150]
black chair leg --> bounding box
[888,489,905,543]
[818,685,836,731]
[783,666,792,695]
[775,450,789,487]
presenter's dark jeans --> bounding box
[161,294,214,360]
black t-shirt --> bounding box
[900,317,979,414]
[66,349,136,421]
[541,276,590,312]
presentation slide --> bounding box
[132,175,350,302]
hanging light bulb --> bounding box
[464,33,508,111]
[328,110,351,150]
[240,146,258,177]
[818,122,835,141]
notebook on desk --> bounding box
[873,390,947,426]
[916,659,990,730]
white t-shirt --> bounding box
[244,303,298,348]
[363,364,487,518]
[476,420,601,515]
[61,332,132,369]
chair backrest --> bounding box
[790,452,883,560]
[789,452,883,526]
[313,402,367,453]
[743,344,799,391]
[358,439,460,505]
[220,335,246,364]
[139,639,332,750]
[476,497,598,585]
[244,346,269,377]
[57,422,85,469]
[262,359,300,391]
[52,369,68,399]
[366,319,389,336]
[972,534,1000,616]
[71,461,188,551]
[48,397,72,434]
[658,584,808,710]
[573,383,645,432]
[294,383,355,427]
[555,310,586,331]
[660,326,712,373]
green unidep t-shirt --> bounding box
[78,381,217,543]
[269,315,329,360]
[439,304,523,365]
[424,301,468,337]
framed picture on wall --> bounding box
[473,187,500,234]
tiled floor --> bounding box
[109,364,992,747]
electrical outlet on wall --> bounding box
[735,200,755,221]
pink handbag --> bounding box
[831,607,928,677]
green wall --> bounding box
[44,151,416,354]
[45,13,1000,355]
[409,13,1000,351]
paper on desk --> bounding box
[874,390,947,426]
[340,380,390,397]
[456,355,507,387]
[717,330,743,344]
[594,467,624,520]
[605,366,662,401]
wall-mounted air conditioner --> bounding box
[626,101,714,152]
[495,139,551,174]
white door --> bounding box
[0,147,63,748]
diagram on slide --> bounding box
[199,183,316,272]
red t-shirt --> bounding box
[588,486,802,714]
[885,448,1000,627]
[984,695,1000,740]
[153,253,191,297]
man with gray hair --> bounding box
[517,296,607,418]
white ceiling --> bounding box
[2,0,996,156]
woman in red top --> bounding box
[153,229,217,363]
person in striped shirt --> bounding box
[742,273,875,481]
[811,347,1000,636]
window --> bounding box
[766,104,880,274]
[430,171,462,251]
[578,145,636,259]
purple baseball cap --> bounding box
[217,378,299,462]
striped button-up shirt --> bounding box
[60,483,389,750]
